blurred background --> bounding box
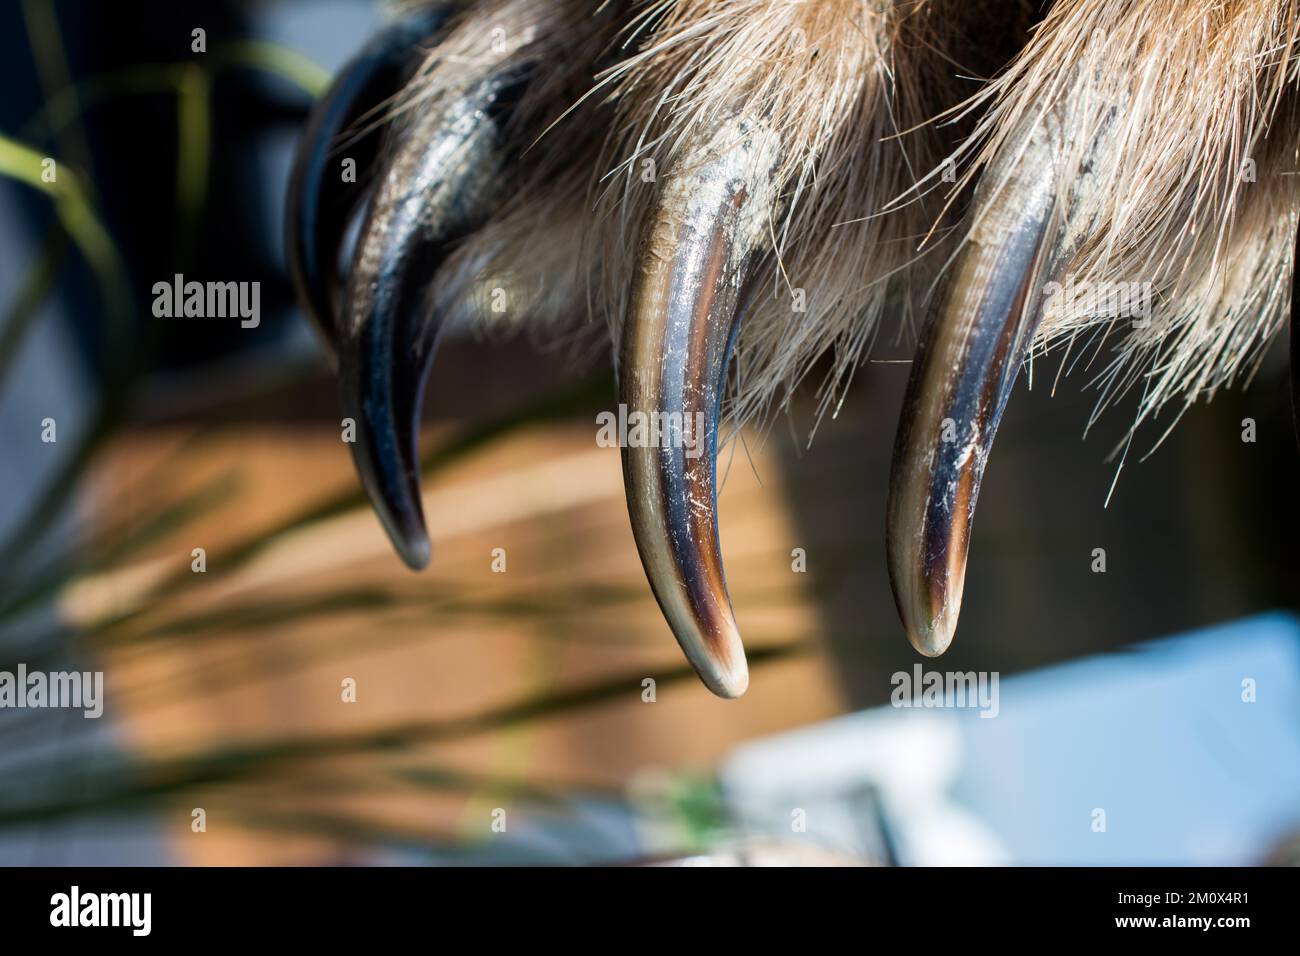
[0,0,1297,866]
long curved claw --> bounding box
[339,72,519,569]
[887,123,1061,657]
[286,7,454,352]
[619,119,779,699]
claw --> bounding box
[285,6,454,351]
[339,69,522,569]
[886,119,1062,656]
[619,118,780,698]
[1292,219,1299,447]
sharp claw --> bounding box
[887,122,1061,656]
[619,118,780,699]
[339,71,520,569]
[286,6,454,352]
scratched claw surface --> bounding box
[887,116,1063,657]
[285,0,1300,697]
[619,118,781,698]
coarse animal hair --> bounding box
[942,0,1300,452]
[391,0,1300,452]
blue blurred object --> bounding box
[721,613,1300,865]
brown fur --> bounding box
[946,0,1300,449]
[400,0,1300,450]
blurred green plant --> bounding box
[0,18,805,864]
